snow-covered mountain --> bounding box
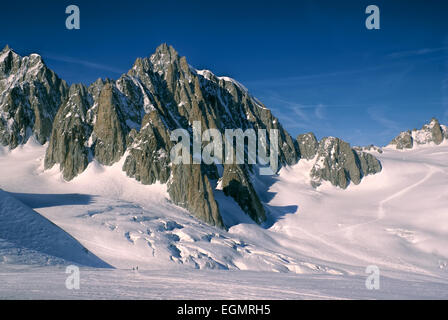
[0,45,447,299]
[0,121,447,299]
[1,44,381,230]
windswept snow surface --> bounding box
[0,139,447,299]
[0,189,110,268]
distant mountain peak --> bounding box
[389,117,448,149]
[304,135,382,189]
[150,43,180,66]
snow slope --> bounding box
[0,139,447,299]
[1,266,446,300]
[266,141,448,278]
[0,188,110,268]
[0,140,341,274]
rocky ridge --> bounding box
[1,44,382,228]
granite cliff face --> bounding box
[390,118,447,149]
[44,84,92,180]
[1,44,383,228]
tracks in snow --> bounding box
[377,164,438,219]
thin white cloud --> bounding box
[367,107,400,137]
[247,49,446,89]
[263,94,335,134]
[43,53,125,74]
[245,64,391,87]
[388,46,447,59]
[314,104,325,120]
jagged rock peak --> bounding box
[0,47,44,70]
[0,47,68,149]
[389,118,447,149]
[151,43,179,63]
[153,43,178,56]
[130,43,180,74]
[0,45,16,59]
[0,47,57,86]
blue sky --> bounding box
[1,0,447,146]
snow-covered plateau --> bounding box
[0,139,447,299]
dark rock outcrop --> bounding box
[168,162,224,228]
[221,163,266,224]
[353,144,383,154]
[92,84,128,165]
[310,137,382,189]
[296,132,318,160]
[123,112,171,185]
[390,131,413,149]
